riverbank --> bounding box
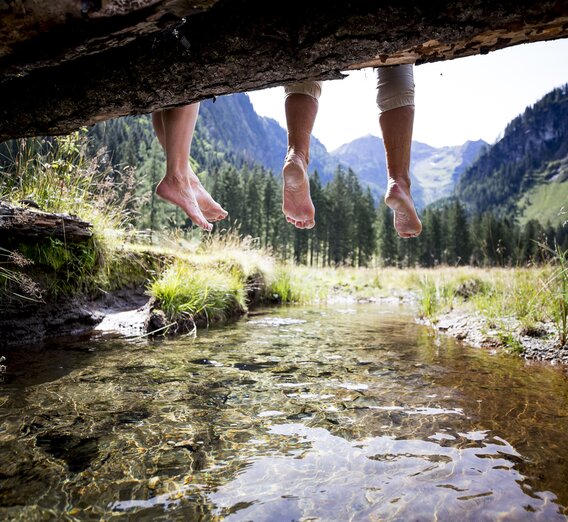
[2,226,567,369]
[422,309,568,365]
[2,218,567,369]
[410,266,568,365]
[0,219,279,344]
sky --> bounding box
[248,39,568,151]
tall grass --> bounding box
[0,132,131,237]
[542,245,568,346]
[0,247,42,302]
[148,261,246,327]
[0,133,143,300]
[417,275,459,319]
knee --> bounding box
[376,64,415,114]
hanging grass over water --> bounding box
[148,261,246,326]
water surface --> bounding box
[1,303,568,520]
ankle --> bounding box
[388,176,411,190]
[164,167,187,184]
[285,148,308,166]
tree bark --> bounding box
[0,0,567,141]
[0,202,93,242]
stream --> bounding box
[1,303,568,520]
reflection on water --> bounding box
[1,304,568,520]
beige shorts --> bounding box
[284,80,323,100]
[284,64,414,113]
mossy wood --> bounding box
[1,0,567,141]
[0,202,93,242]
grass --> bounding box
[407,262,568,349]
[0,136,274,333]
[148,261,246,328]
[0,133,130,235]
[145,231,277,331]
[542,244,568,346]
[1,133,567,345]
[263,260,567,349]
[518,178,568,227]
[0,133,144,302]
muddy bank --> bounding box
[0,273,269,346]
[422,309,568,366]
[0,288,149,347]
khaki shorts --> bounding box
[284,80,323,100]
[284,64,414,113]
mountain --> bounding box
[88,92,487,209]
[197,94,337,182]
[456,84,568,225]
[331,135,487,207]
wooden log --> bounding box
[0,0,566,141]
[0,202,93,242]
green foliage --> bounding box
[498,331,524,355]
[269,268,295,303]
[418,277,439,318]
[417,276,456,319]
[542,244,568,346]
[149,261,246,326]
[0,132,130,235]
[457,84,568,218]
[0,133,152,301]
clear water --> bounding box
[1,303,568,521]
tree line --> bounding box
[4,114,563,268]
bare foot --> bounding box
[282,150,315,229]
[187,169,228,222]
[384,179,422,238]
[156,172,213,231]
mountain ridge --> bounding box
[200,94,486,208]
[456,84,568,224]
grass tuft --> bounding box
[148,261,246,327]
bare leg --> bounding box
[380,106,422,238]
[282,93,317,229]
[152,104,227,227]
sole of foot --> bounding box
[282,153,315,230]
[385,181,422,238]
[188,173,228,223]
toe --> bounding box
[200,220,213,231]
[304,219,315,229]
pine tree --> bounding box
[377,201,398,266]
[446,200,470,265]
[326,167,354,266]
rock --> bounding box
[0,298,103,347]
[455,278,486,299]
[1,1,567,140]
[145,308,168,335]
[147,476,160,490]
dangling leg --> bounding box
[153,104,227,229]
[281,81,320,229]
[377,65,422,238]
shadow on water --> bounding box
[1,303,568,520]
